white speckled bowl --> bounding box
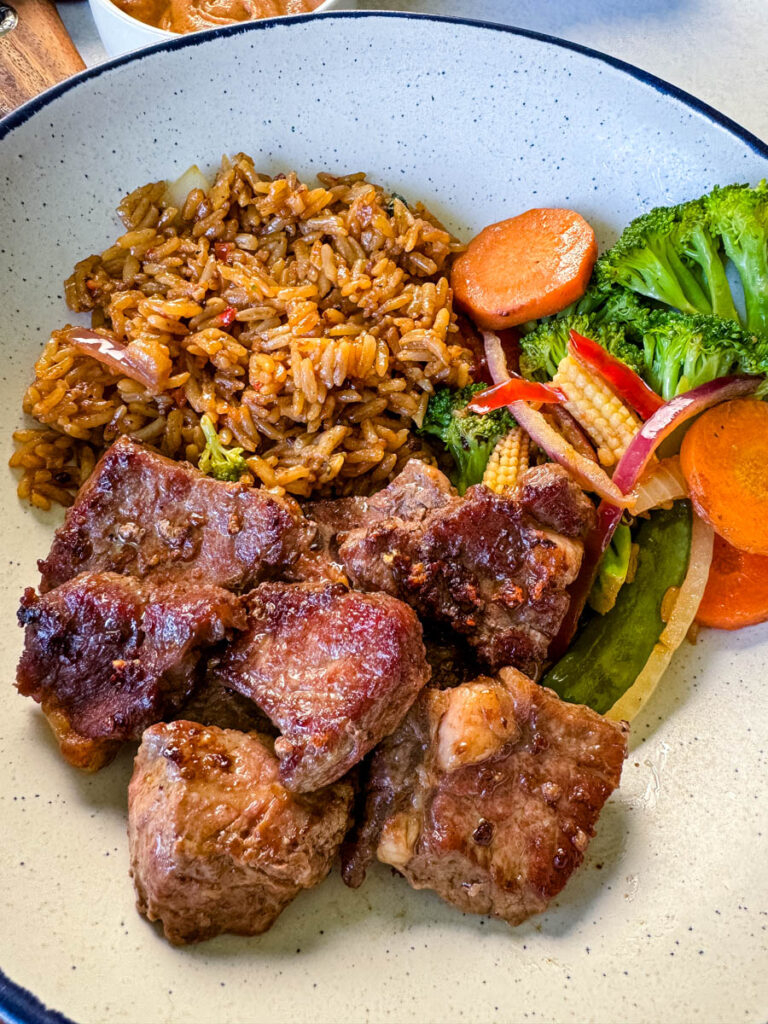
[1,13,767,1024]
[88,0,340,57]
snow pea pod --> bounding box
[544,502,692,715]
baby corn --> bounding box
[552,355,640,467]
[483,427,530,492]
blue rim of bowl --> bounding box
[0,969,77,1024]
[0,10,766,1024]
[1,9,768,155]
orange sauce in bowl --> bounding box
[112,0,325,32]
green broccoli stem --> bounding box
[543,502,692,715]
[663,244,713,314]
[684,223,740,322]
[722,238,768,337]
[705,181,768,337]
[605,239,711,316]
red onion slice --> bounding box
[612,375,761,494]
[62,327,172,394]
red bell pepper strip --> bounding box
[568,329,664,420]
[468,375,566,414]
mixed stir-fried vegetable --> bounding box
[545,503,694,715]
[423,180,768,722]
[420,384,514,494]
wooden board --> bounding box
[0,0,85,115]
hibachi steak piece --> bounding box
[179,672,275,736]
[17,572,244,744]
[307,461,596,679]
[343,667,628,924]
[38,436,317,594]
[129,721,353,945]
[215,582,430,792]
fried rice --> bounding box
[11,154,473,508]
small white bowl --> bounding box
[88,0,340,57]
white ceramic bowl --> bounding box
[1,13,768,1024]
[89,0,340,56]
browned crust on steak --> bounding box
[129,722,353,944]
[17,572,245,742]
[343,668,628,926]
[215,582,431,792]
[37,436,317,593]
[309,461,596,679]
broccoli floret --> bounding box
[420,384,514,494]
[519,314,645,381]
[198,414,248,482]
[675,199,740,322]
[596,204,713,315]
[590,285,653,333]
[706,180,768,337]
[597,185,768,331]
[641,309,767,400]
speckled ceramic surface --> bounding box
[1,13,767,1024]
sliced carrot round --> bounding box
[696,534,768,630]
[451,208,597,329]
[680,398,768,555]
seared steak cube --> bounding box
[17,572,244,745]
[307,461,596,678]
[178,673,275,736]
[129,722,353,944]
[38,436,317,593]
[343,667,627,924]
[305,460,454,549]
[423,629,481,692]
[215,582,430,792]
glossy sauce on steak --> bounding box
[38,436,321,593]
[129,722,352,944]
[308,461,596,679]
[17,572,244,743]
[343,667,627,924]
[214,581,431,792]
